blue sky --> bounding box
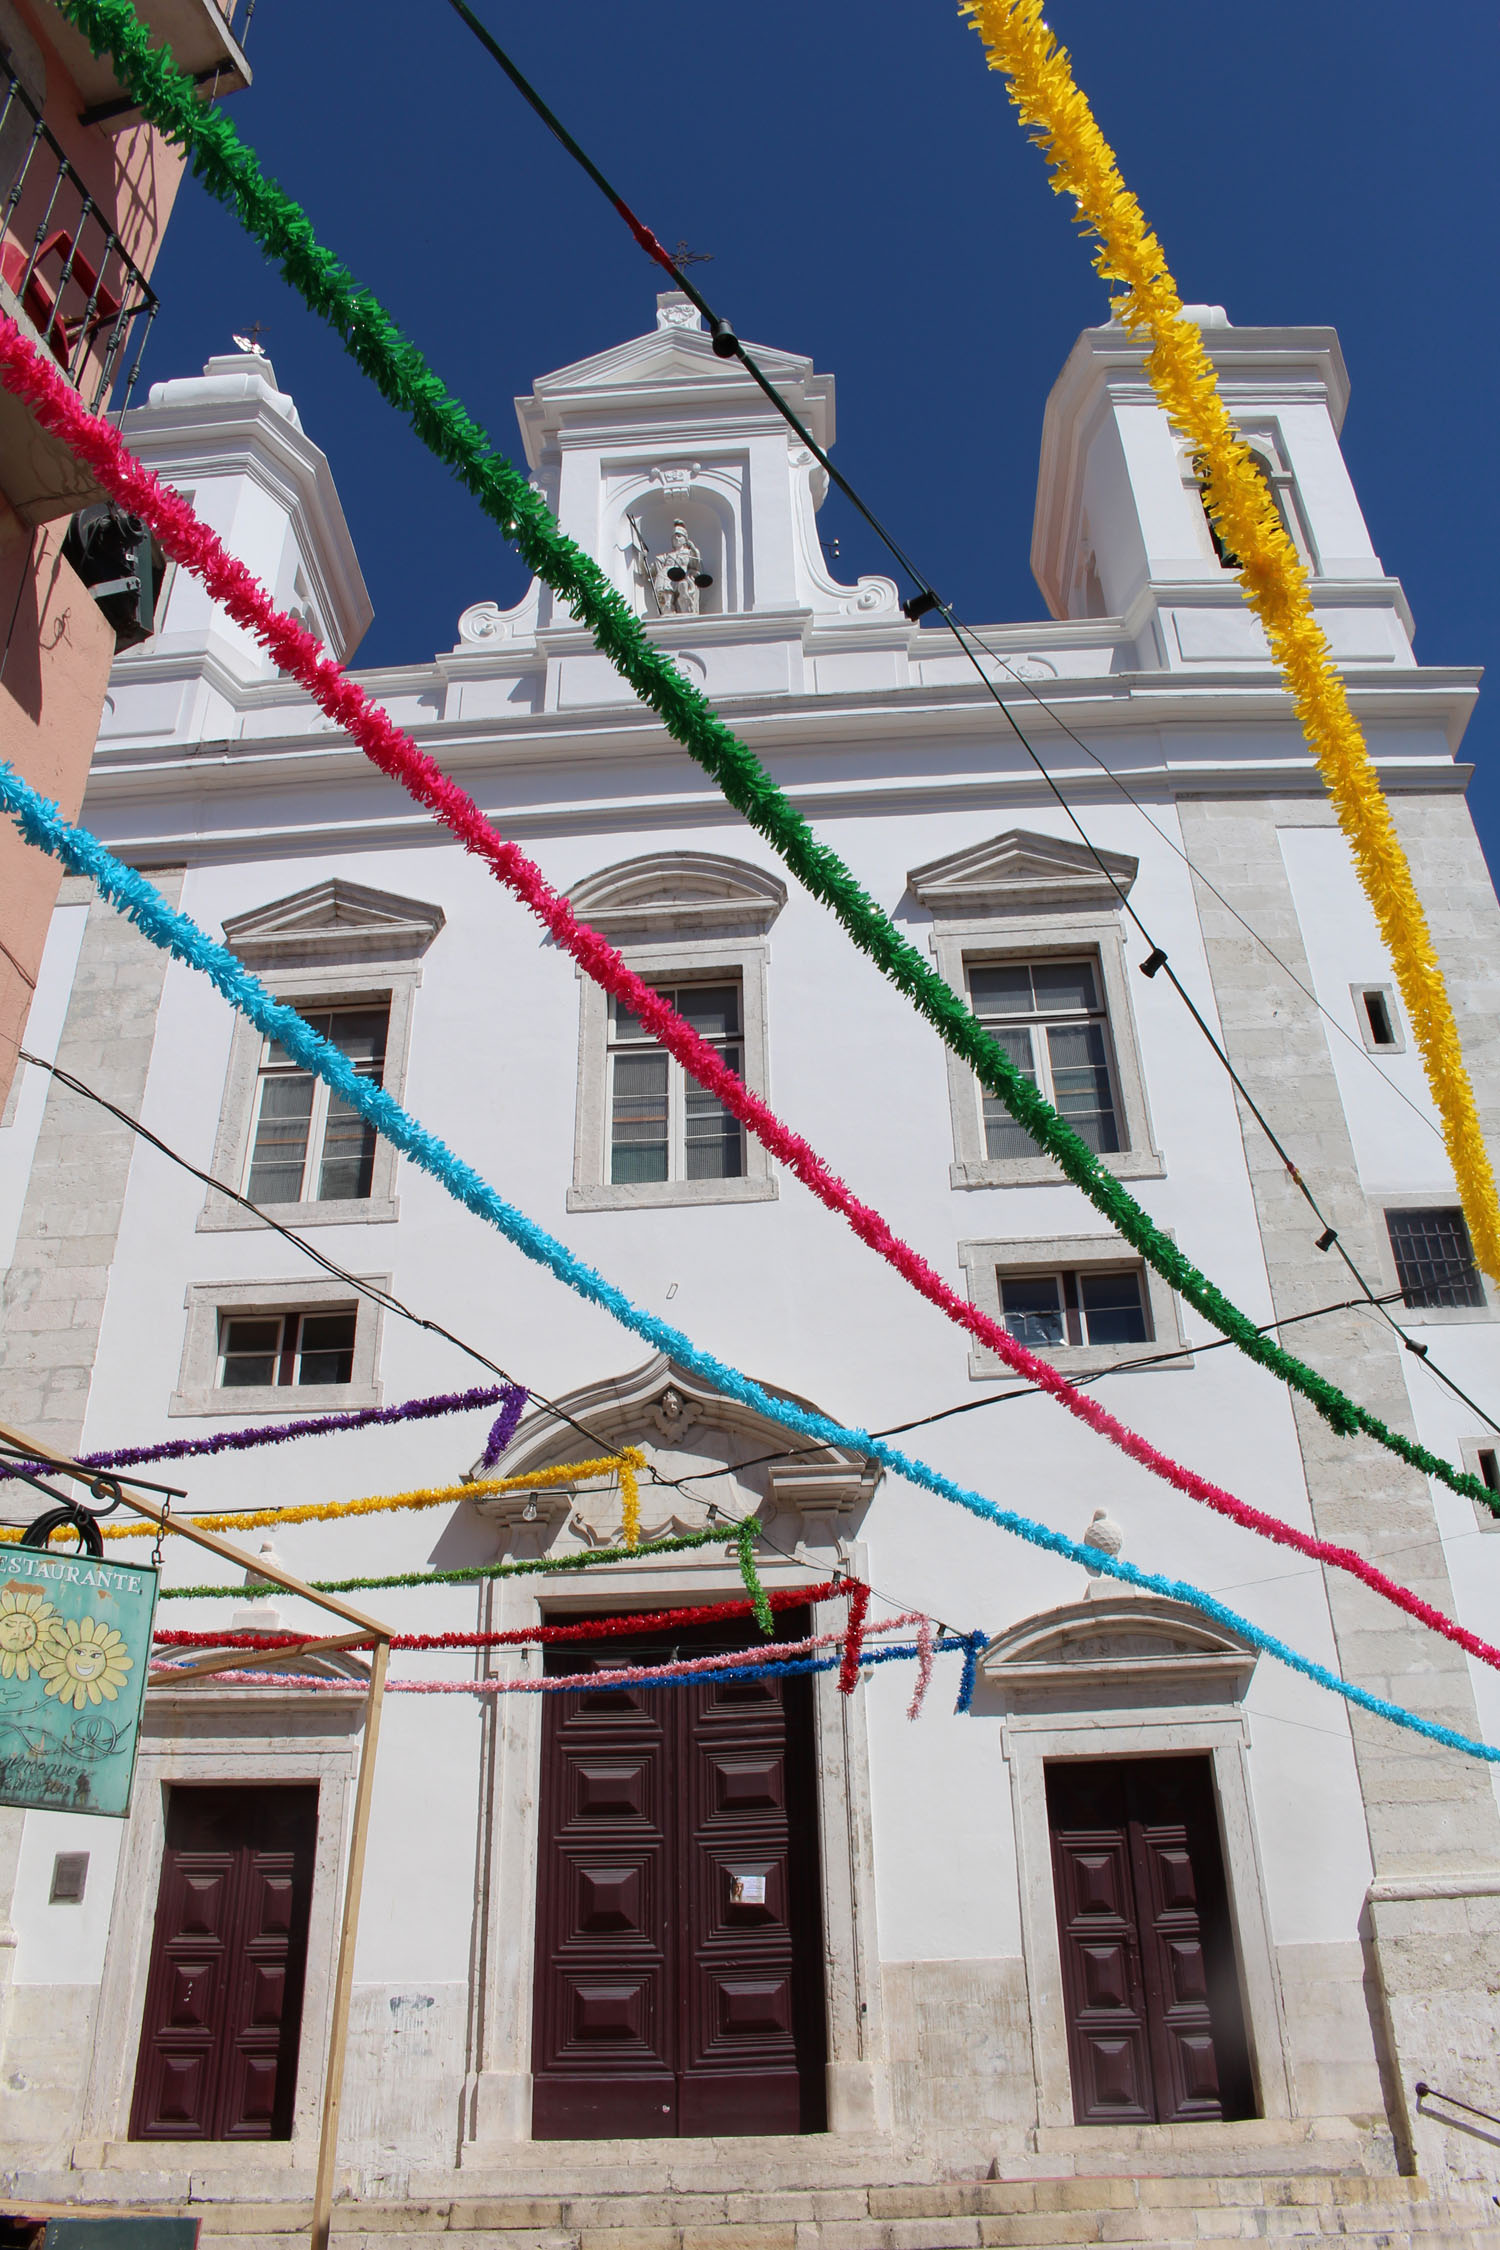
[136,0,1499,867]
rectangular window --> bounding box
[217,1309,357,1390]
[999,1266,1151,1349]
[245,1004,388,1205]
[1385,1207,1485,1311]
[608,981,745,1186]
[969,958,1122,1158]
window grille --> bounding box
[1385,1207,1484,1311]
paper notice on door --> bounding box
[730,1871,767,1906]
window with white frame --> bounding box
[172,1274,387,1416]
[957,1232,1186,1381]
[203,879,443,1233]
[243,1004,388,1205]
[999,1263,1151,1349]
[217,1307,358,1389]
[564,851,783,1213]
[909,830,1163,1191]
[608,981,745,1186]
[968,957,1123,1158]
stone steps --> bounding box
[155,2174,1498,2250]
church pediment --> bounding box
[907,829,1139,917]
[222,879,445,967]
[981,1592,1257,1713]
[532,327,814,402]
[567,852,786,941]
[468,1353,878,1563]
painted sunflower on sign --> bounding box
[36,1615,133,1709]
[0,1585,58,1681]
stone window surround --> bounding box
[1462,1441,1500,1535]
[170,1272,388,1418]
[567,935,777,1212]
[1369,1191,1498,1329]
[465,1545,887,2149]
[983,1600,1292,2131]
[931,913,1164,1191]
[198,962,423,1232]
[1349,980,1405,1056]
[958,1230,1190,1381]
[73,1689,364,2165]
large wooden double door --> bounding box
[532,1615,826,2139]
[1047,1756,1253,2126]
[131,1785,318,2140]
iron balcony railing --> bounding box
[0,64,158,414]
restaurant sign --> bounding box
[0,1548,158,1816]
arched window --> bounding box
[1191,449,1309,572]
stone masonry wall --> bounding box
[0,868,184,1460]
[1179,793,1500,2185]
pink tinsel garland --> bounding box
[8,315,1497,1682]
[148,1616,928,1699]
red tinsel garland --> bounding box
[8,314,1500,1687]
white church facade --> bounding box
[2,295,1500,2223]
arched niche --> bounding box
[610,470,745,616]
[979,1589,1292,2129]
[463,1355,889,2152]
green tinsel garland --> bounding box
[158,1518,761,1601]
[64,0,1495,1516]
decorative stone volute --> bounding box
[467,1354,879,1564]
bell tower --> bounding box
[1031,308,1416,670]
[504,293,897,632]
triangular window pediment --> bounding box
[907,829,1138,917]
[222,879,445,967]
[567,852,786,940]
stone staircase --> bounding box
[7,2172,1498,2250]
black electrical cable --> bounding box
[646,1286,1416,1491]
[15,1050,635,1474]
[434,0,1500,1446]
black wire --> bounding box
[434,0,1500,1447]
[645,1287,1415,1491]
[15,1051,633,1474]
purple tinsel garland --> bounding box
[0,1381,526,1481]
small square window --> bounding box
[1385,1208,1485,1312]
[217,1308,357,1390]
[999,1265,1151,1350]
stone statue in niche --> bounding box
[632,514,714,616]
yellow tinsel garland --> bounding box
[960,0,1500,1282]
[2,1449,648,1548]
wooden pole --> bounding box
[0,1417,391,1638]
[153,1629,375,1687]
[0,1415,395,2247]
[311,1635,388,2250]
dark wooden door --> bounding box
[1046,1757,1253,2126]
[532,1615,826,2139]
[131,1785,318,2140]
